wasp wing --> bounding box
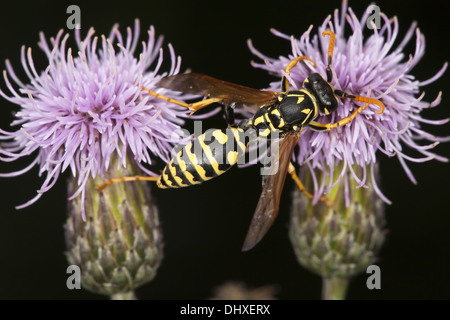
[241,131,300,251]
[156,73,277,109]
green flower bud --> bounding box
[289,163,386,299]
[64,155,163,298]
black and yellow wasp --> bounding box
[99,30,384,251]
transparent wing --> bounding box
[156,73,277,109]
[241,131,300,251]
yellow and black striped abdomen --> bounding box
[157,127,247,188]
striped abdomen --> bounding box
[157,127,247,188]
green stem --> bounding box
[321,277,349,300]
[110,291,137,300]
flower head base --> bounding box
[0,20,190,210]
[248,1,448,204]
[65,153,163,297]
[290,164,386,279]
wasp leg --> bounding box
[308,93,385,132]
[143,86,222,116]
[322,30,336,83]
[335,90,385,114]
[97,175,159,192]
[224,105,236,126]
[282,30,336,91]
[308,102,372,131]
[322,30,385,117]
[288,163,333,207]
[282,56,316,92]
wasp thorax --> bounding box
[304,73,339,115]
[276,91,314,128]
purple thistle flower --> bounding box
[0,20,191,209]
[248,0,448,204]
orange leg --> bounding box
[322,30,336,65]
[322,30,336,82]
[288,163,333,207]
[282,29,336,91]
[285,56,317,75]
[97,175,159,192]
[283,56,316,92]
[351,95,385,114]
[142,85,222,116]
[308,95,384,132]
[306,30,385,131]
[308,103,369,131]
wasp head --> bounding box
[303,73,339,115]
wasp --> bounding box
[98,30,384,251]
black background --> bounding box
[0,0,449,300]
